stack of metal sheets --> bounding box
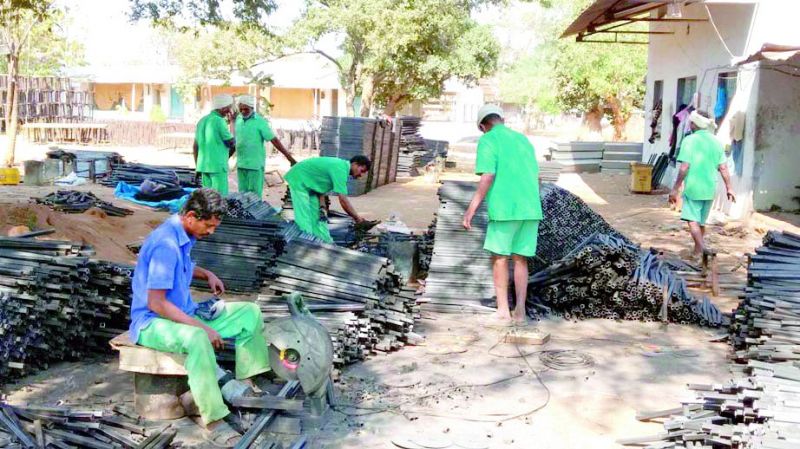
[101,162,200,188]
[422,181,494,312]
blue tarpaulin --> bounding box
[114,181,194,213]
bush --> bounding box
[149,105,167,123]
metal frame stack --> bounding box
[101,163,200,188]
[0,76,92,131]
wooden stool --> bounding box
[110,332,189,420]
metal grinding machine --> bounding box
[263,293,335,416]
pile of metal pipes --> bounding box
[0,238,133,384]
[422,181,494,312]
[101,163,200,188]
[0,404,178,448]
[621,231,800,448]
[34,190,134,216]
[190,215,286,293]
[527,233,724,326]
[225,192,282,220]
[260,238,420,372]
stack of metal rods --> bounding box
[422,181,495,312]
[190,215,286,293]
[527,233,724,326]
[225,192,281,220]
[101,163,200,188]
[259,238,420,373]
[34,190,134,216]
[0,238,132,385]
[0,403,177,448]
[620,231,800,448]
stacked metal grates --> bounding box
[396,116,428,177]
[319,116,397,196]
[101,162,200,188]
[260,238,420,377]
[422,181,494,312]
[0,237,133,385]
[620,231,800,448]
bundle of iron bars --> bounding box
[0,403,178,448]
[226,192,281,220]
[259,238,420,377]
[645,152,670,190]
[620,231,800,448]
[34,190,134,216]
[422,181,494,312]
[0,237,133,385]
[527,233,724,326]
[101,163,199,188]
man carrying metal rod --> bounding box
[284,155,371,242]
[234,95,297,198]
[130,189,270,447]
[669,110,735,260]
[463,105,543,325]
[194,94,237,195]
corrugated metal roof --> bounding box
[561,0,672,38]
[253,53,341,90]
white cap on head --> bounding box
[476,104,504,127]
[212,94,233,110]
[237,94,256,108]
[689,110,716,131]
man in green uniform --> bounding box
[463,105,542,324]
[234,95,296,198]
[194,94,236,195]
[669,110,735,258]
[284,155,370,242]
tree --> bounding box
[291,0,499,116]
[1,0,83,166]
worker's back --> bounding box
[195,111,230,173]
[475,124,542,221]
[677,129,725,201]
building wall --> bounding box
[752,62,800,211]
[93,83,146,111]
[269,88,314,119]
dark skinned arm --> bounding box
[462,174,495,230]
[669,162,689,205]
[718,164,736,202]
[146,289,223,350]
[193,140,199,165]
[271,137,297,165]
[337,195,364,223]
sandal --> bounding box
[204,421,242,448]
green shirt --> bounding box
[285,157,350,196]
[475,124,542,221]
[195,110,233,173]
[676,130,726,201]
[235,113,275,170]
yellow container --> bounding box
[0,167,20,185]
[630,162,652,193]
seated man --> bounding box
[129,188,268,447]
[284,155,370,242]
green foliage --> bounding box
[149,104,167,122]
[129,0,277,29]
[0,6,84,76]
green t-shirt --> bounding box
[475,124,542,221]
[195,110,233,173]
[235,113,275,170]
[676,130,726,201]
[285,157,350,196]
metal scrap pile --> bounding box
[34,190,134,216]
[527,233,724,326]
[621,231,800,448]
[101,162,200,188]
[260,238,420,377]
[0,404,178,448]
[225,192,281,220]
[0,237,133,385]
[46,149,124,179]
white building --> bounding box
[563,0,800,218]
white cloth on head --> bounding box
[237,95,256,108]
[476,104,504,127]
[212,94,233,110]
[689,110,716,130]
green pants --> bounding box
[288,185,332,243]
[680,195,713,225]
[237,168,264,199]
[484,220,540,257]
[138,302,269,424]
[200,172,229,196]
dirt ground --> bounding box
[2,145,800,448]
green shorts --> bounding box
[681,196,713,225]
[484,220,540,257]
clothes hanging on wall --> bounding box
[648,101,663,144]
[714,83,728,124]
[730,139,744,177]
[669,105,693,159]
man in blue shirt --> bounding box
[130,188,268,447]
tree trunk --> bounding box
[583,104,603,134]
[383,94,407,117]
[3,51,19,167]
[358,76,375,118]
[606,95,629,141]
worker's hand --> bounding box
[726,189,736,203]
[206,271,225,295]
[668,189,679,205]
[354,216,366,224]
[462,210,474,231]
[203,326,224,351]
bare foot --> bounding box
[494,311,511,320]
[511,310,529,325]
